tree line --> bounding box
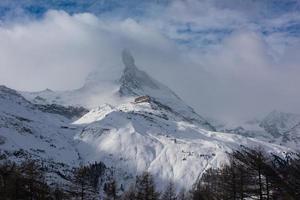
[0,156,109,200]
[0,147,299,200]
[192,148,300,200]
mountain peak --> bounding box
[119,49,160,96]
[0,85,27,101]
[122,49,136,70]
[118,51,215,130]
[259,110,300,138]
[21,50,215,130]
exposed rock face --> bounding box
[119,49,160,96]
[134,95,151,103]
[36,104,89,119]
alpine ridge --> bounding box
[216,110,300,149]
[0,50,294,195]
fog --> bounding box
[0,0,300,122]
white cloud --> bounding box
[183,30,300,121]
[0,10,176,91]
[0,2,300,122]
[0,11,104,90]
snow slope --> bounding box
[73,100,289,191]
[1,50,295,192]
[214,110,300,149]
[0,85,81,167]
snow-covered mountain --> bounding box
[260,110,300,138]
[23,50,215,131]
[72,99,290,191]
[0,50,294,193]
[0,85,82,184]
[216,110,300,149]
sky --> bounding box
[0,0,300,122]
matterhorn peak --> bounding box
[119,49,160,96]
[122,49,136,69]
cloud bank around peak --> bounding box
[0,10,177,91]
[0,1,300,122]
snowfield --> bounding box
[0,50,297,192]
[73,100,289,190]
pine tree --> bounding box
[21,159,50,200]
[72,166,93,200]
[53,184,67,200]
[135,171,159,200]
[161,181,177,200]
[177,188,188,200]
[121,184,136,200]
[104,176,117,200]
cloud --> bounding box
[0,1,300,122]
[0,11,104,90]
[0,10,176,91]
[185,30,300,121]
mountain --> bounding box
[22,49,215,131]
[216,110,300,149]
[72,97,289,191]
[0,51,292,193]
[0,85,81,174]
[21,71,120,109]
[260,110,300,146]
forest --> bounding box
[0,147,299,200]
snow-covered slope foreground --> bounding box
[0,85,81,165]
[72,99,289,190]
[0,50,295,193]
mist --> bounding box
[0,0,300,122]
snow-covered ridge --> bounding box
[118,50,215,130]
[0,85,81,166]
[260,110,300,137]
[0,51,296,193]
[215,110,300,149]
[73,100,289,191]
[73,103,114,124]
[22,49,215,131]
